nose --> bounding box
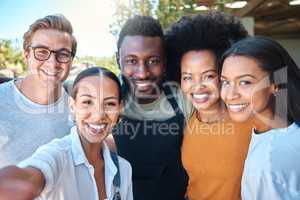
[92,105,107,121]
[192,77,206,90]
[46,52,58,67]
[135,61,149,79]
[224,85,240,101]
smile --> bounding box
[42,69,61,77]
[191,93,209,103]
[227,103,249,112]
[86,123,107,136]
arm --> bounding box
[0,165,45,200]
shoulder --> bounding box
[22,134,73,163]
[0,80,14,97]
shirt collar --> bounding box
[70,126,118,175]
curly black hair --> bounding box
[165,11,248,83]
[117,15,164,53]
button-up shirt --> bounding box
[19,126,133,200]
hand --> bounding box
[0,179,37,200]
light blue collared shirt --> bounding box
[19,126,133,200]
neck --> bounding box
[18,75,62,105]
[252,108,288,133]
[131,89,162,104]
[81,138,104,167]
[196,101,226,123]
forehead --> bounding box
[30,29,72,50]
[76,75,119,97]
[181,50,217,73]
[222,55,268,78]
[119,35,164,57]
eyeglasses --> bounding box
[29,46,73,63]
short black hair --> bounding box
[71,67,122,102]
[117,15,164,53]
[165,11,248,82]
[221,36,300,125]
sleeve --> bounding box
[242,172,300,200]
[17,140,67,194]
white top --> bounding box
[18,126,133,200]
[0,80,72,167]
[242,123,300,200]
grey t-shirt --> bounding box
[0,80,72,167]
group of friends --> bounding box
[0,10,299,200]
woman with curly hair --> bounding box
[165,11,251,200]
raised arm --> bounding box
[0,165,45,200]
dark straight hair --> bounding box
[71,67,122,102]
[220,36,300,125]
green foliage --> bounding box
[110,0,155,37]
[110,0,235,34]
[0,39,26,75]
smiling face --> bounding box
[70,75,121,144]
[24,29,73,87]
[181,50,220,112]
[118,35,165,103]
[221,55,277,123]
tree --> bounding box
[0,39,26,76]
[110,0,235,35]
[110,0,155,37]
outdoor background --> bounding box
[1,0,300,80]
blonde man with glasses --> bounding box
[0,14,76,167]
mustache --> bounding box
[129,78,158,82]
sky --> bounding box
[0,0,117,57]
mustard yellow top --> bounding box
[182,111,252,200]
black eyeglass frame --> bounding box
[28,46,74,63]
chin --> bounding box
[228,112,250,123]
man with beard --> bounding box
[112,15,192,200]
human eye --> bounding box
[58,51,71,58]
[147,57,160,66]
[125,57,137,65]
[221,79,230,87]
[182,75,192,81]
[34,47,50,58]
[104,101,118,110]
[81,99,92,106]
[239,80,252,86]
[203,73,217,81]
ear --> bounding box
[271,83,279,95]
[68,97,75,114]
[115,52,121,69]
[24,49,30,64]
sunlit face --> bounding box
[24,29,73,87]
[181,50,220,111]
[221,55,277,123]
[70,75,121,144]
[118,36,165,102]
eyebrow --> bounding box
[31,44,71,52]
[181,69,216,75]
[79,94,119,100]
[221,74,258,80]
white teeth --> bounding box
[136,82,151,87]
[192,93,208,100]
[88,123,106,130]
[228,104,248,112]
[44,71,58,76]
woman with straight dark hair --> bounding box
[220,36,300,200]
[0,67,133,200]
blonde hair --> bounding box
[23,14,77,56]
